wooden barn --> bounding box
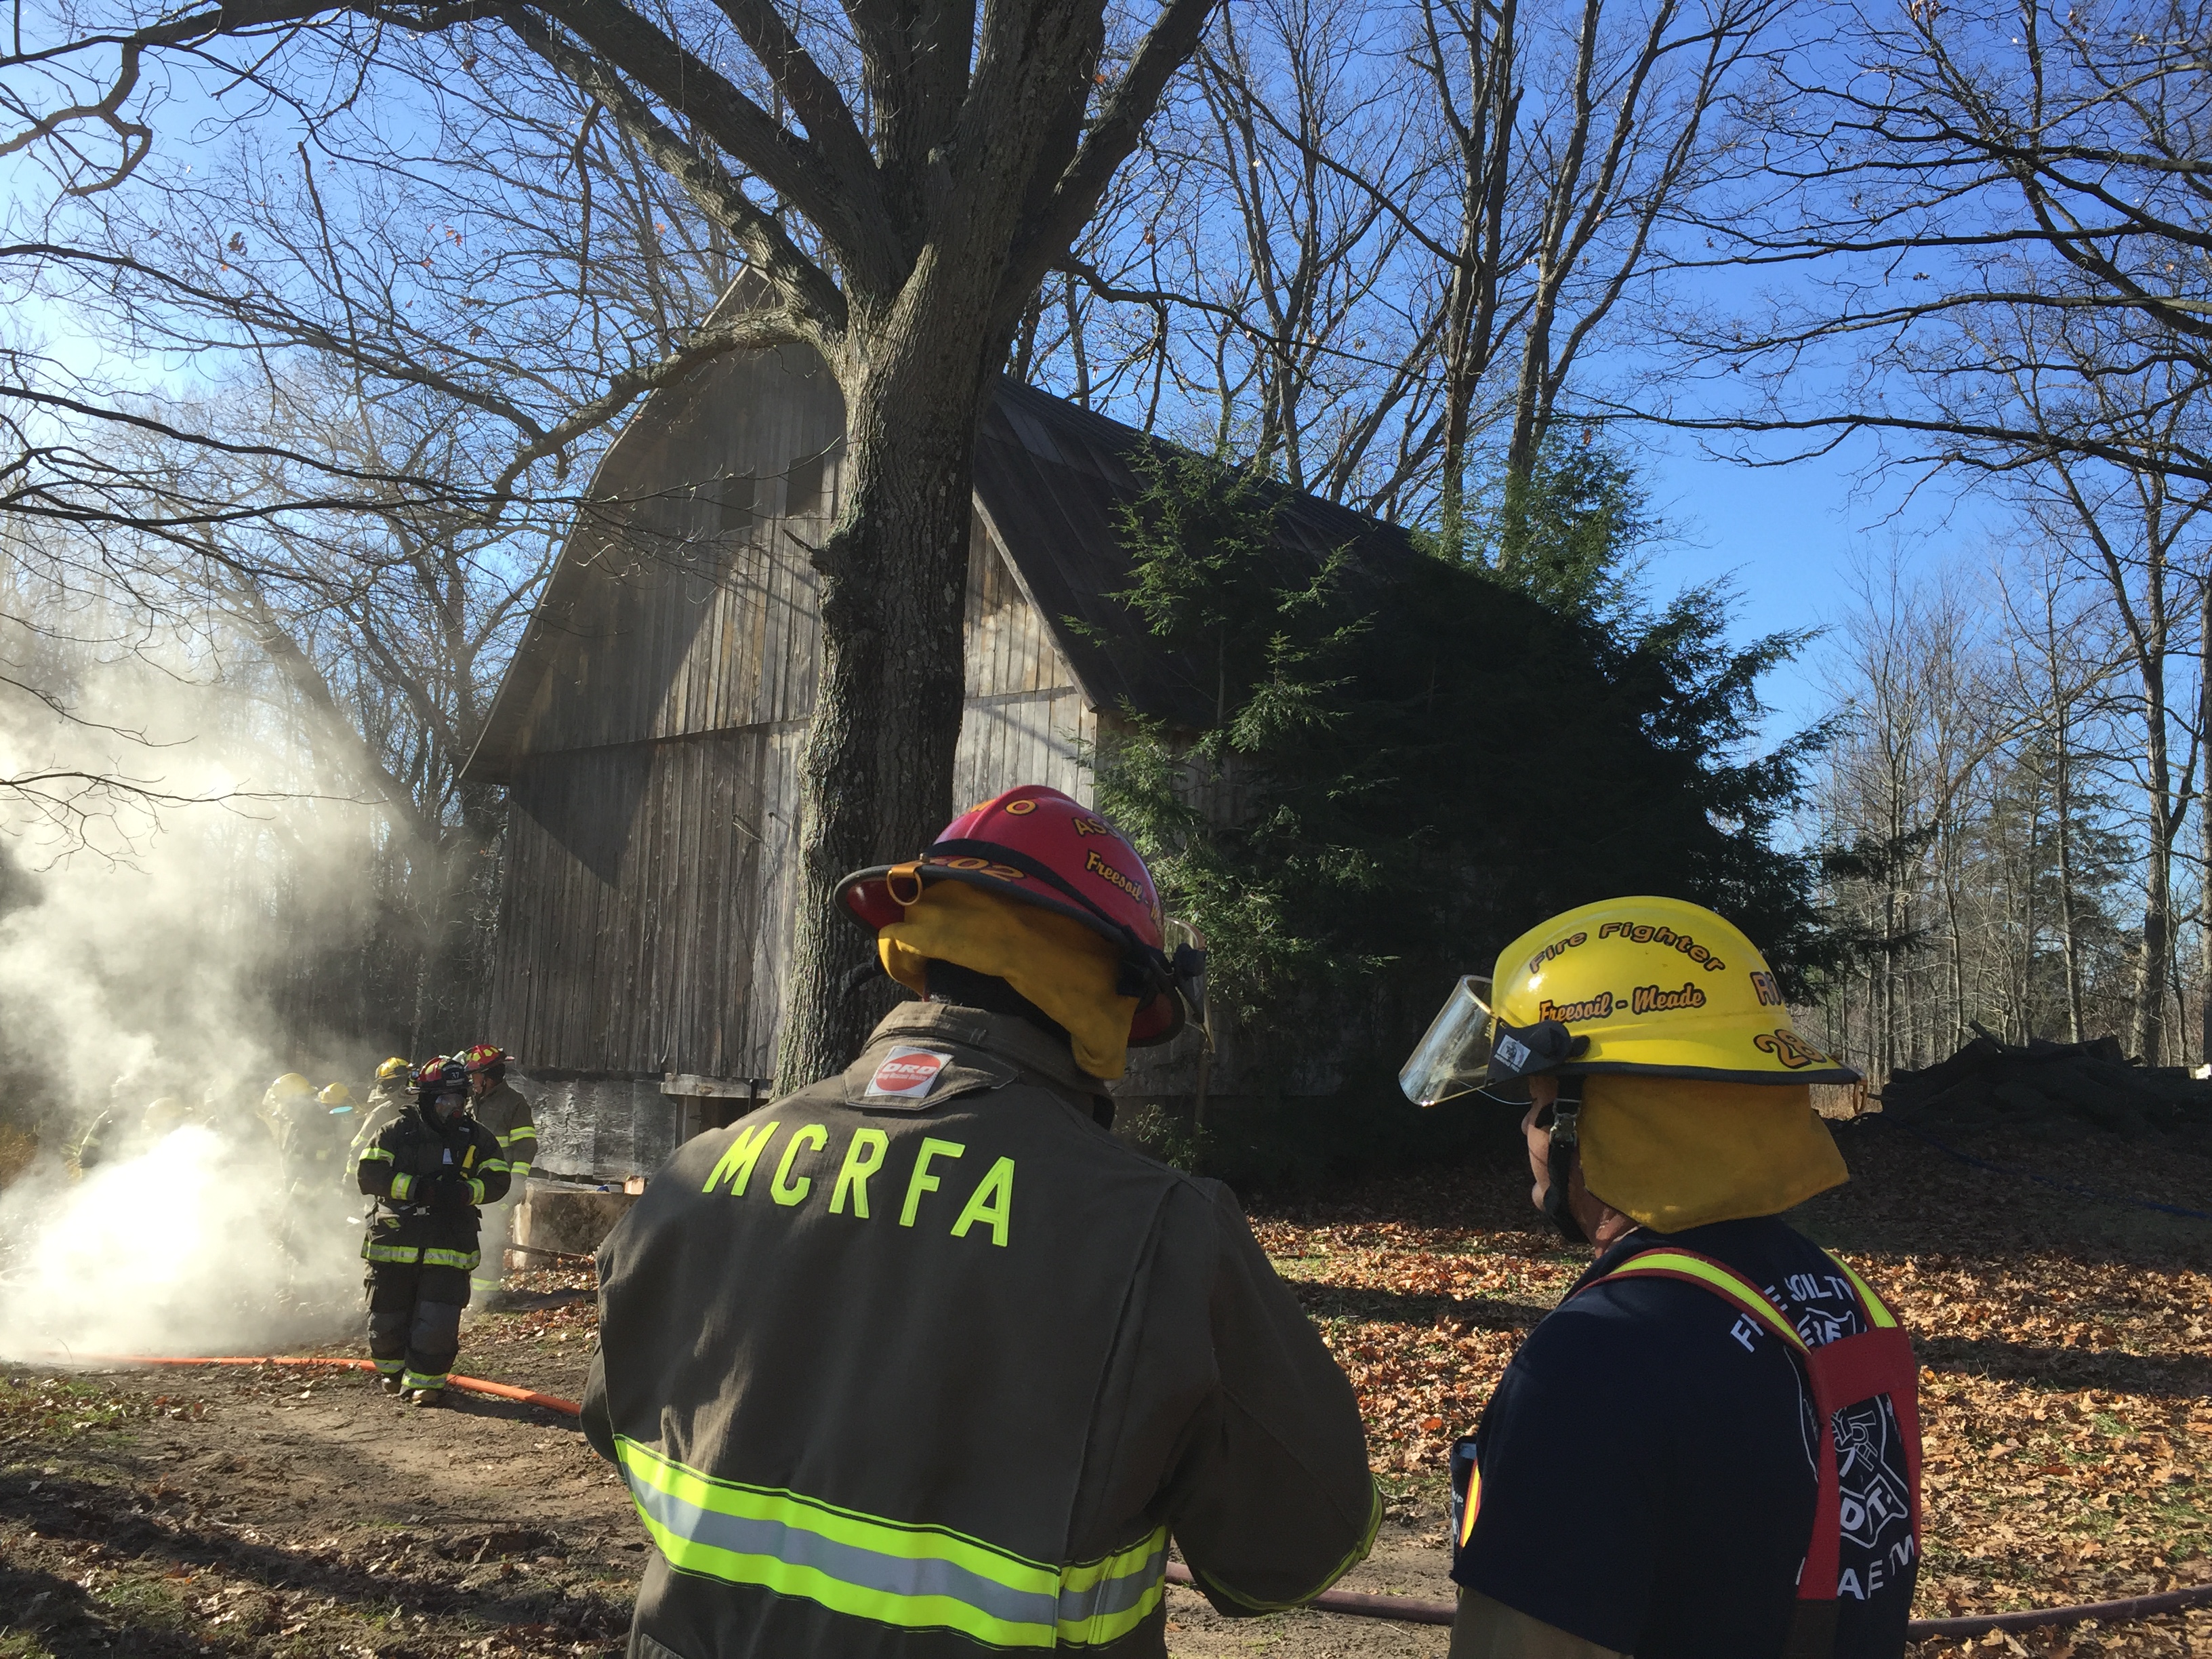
[463,299,1413,1184]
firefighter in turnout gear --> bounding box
[348,1058,413,1187]
[1401,898,1921,1659]
[460,1044,535,1307]
[355,1057,510,1405]
[583,785,1377,1658]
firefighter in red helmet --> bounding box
[459,1044,535,1309]
[583,784,1377,1658]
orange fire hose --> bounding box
[74,1353,584,1418]
[47,1355,2212,1639]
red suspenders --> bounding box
[1576,1248,1922,1659]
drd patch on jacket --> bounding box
[846,1044,1012,1112]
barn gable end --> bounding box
[469,347,1105,1180]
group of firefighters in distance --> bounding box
[70,1044,537,1411]
[234,1047,541,1407]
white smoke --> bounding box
[0,1123,361,1355]
[0,592,392,1359]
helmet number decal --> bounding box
[1754,1029,1828,1069]
[864,1046,954,1100]
[930,856,1027,881]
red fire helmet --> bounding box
[459,1044,506,1074]
[837,784,1205,1045]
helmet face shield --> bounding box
[1399,977,1496,1107]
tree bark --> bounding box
[2133,747,2173,1065]
[775,323,999,1090]
[2199,576,2212,1066]
[2052,653,2085,1043]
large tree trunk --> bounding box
[2198,581,2212,1065]
[775,323,999,1091]
[2133,805,2173,1064]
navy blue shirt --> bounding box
[1452,1216,1917,1658]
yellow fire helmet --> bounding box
[374,1056,413,1083]
[319,1082,354,1107]
[1401,895,1858,1106]
[266,1072,316,1101]
[1402,897,1856,1242]
[142,1097,187,1133]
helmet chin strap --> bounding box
[1542,1077,1587,1244]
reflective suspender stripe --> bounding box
[1602,1247,1905,1339]
[614,1437,1165,1650]
[1457,1462,1482,1549]
[1828,1254,1900,1328]
[1599,1250,1809,1351]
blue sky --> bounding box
[1637,429,1996,742]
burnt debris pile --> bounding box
[1879,1031,2212,1140]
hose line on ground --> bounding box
[41,1355,2212,1641]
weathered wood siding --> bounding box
[501,344,841,756]
[956,516,1096,806]
[487,346,1096,1090]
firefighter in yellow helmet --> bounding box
[582,785,1376,1658]
[1404,897,1921,1659]
[348,1059,413,1188]
[255,1071,309,1141]
[74,1096,188,1175]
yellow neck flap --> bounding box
[877,881,1137,1081]
[1577,1073,1848,1232]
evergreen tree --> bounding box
[1090,438,1837,1172]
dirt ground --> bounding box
[3,1120,2209,1658]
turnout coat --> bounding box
[583,1001,1378,1659]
